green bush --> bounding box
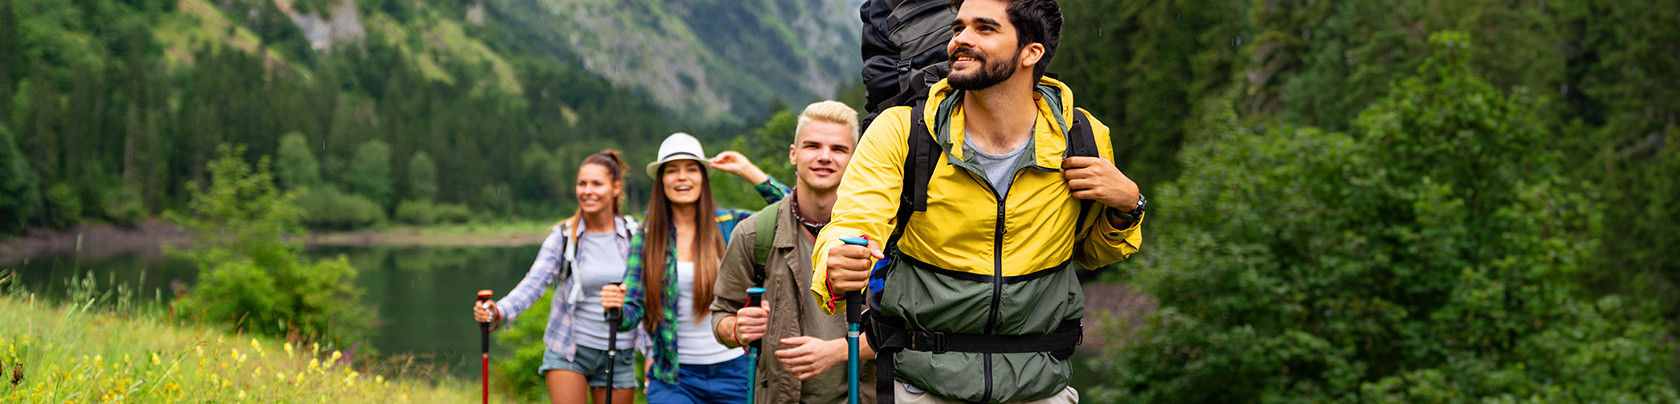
[1095,32,1676,402]
[393,199,437,225]
[296,185,387,229]
[170,144,368,345]
[434,203,474,224]
[346,140,394,208]
[45,182,81,227]
[0,124,42,232]
[494,288,554,402]
[276,132,323,190]
[408,152,437,202]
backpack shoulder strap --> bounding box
[1066,108,1098,158]
[750,200,782,286]
[887,100,939,253]
[1066,108,1103,235]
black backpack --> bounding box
[860,0,956,130]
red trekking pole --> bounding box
[477,289,497,404]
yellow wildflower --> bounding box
[283,342,294,356]
[151,353,161,366]
[308,358,319,371]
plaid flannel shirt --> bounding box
[497,215,650,360]
[616,178,788,383]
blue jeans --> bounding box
[644,355,750,404]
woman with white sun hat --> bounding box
[601,132,788,403]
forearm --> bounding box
[715,315,743,348]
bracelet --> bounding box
[732,318,747,347]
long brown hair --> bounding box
[558,150,628,239]
[640,161,726,328]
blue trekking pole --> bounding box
[839,236,876,404]
[744,286,766,403]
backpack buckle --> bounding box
[908,330,946,354]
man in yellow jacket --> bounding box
[810,0,1144,402]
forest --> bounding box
[2,0,1678,400]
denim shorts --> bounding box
[538,345,637,389]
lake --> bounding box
[8,245,1113,393]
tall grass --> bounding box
[0,272,518,403]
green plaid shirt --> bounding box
[617,178,787,383]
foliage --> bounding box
[713,109,798,210]
[346,140,394,209]
[493,288,555,402]
[1096,33,1676,402]
[407,151,436,202]
[170,144,368,345]
[0,124,40,231]
[1057,0,1250,189]
[276,132,323,190]
[0,293,501,403]
[296,185,388,230]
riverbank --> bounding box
[0,220,552,266]
[0,293,512,403]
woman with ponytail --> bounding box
[600,133,789,403]
[474,150,649,404]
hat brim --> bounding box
[645,153,709,179]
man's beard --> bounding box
[948,46,1020,91]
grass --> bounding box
[0,288,520,403]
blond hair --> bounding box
[795,100,860,143]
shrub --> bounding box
[433,203,474,224]
[346,140,393,208]
[393,200,436,225]
[276,132,323,190]
[45,182,81,227]
[1095,32,1676,402]
[407,152,437,202]
[0,124,42,232]
[296,185,387,229]
[170,144,368,345]
[493,288,554,402]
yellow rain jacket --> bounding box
[810,77,1143,402]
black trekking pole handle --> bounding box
[605,282,623,404]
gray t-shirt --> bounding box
[964,132,1033,196]
[572,232,630,350]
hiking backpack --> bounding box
[860,0,956,129]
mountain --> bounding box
[483,0,864,123]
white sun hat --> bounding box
[645,132,709,179]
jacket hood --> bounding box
[921,76,1081,169]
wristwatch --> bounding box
[1108,194,1146,224]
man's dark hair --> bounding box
[949,0,1063,81]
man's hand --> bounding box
[734,300,770,345]
[1063,156,1140,211]
[774,336,847,380]
[709,151,769,184]
[826,238,883,293]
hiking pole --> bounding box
[744,286,766,404]
[605,282,623,404]
[839,236,871,404]
[477,289,496,404]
